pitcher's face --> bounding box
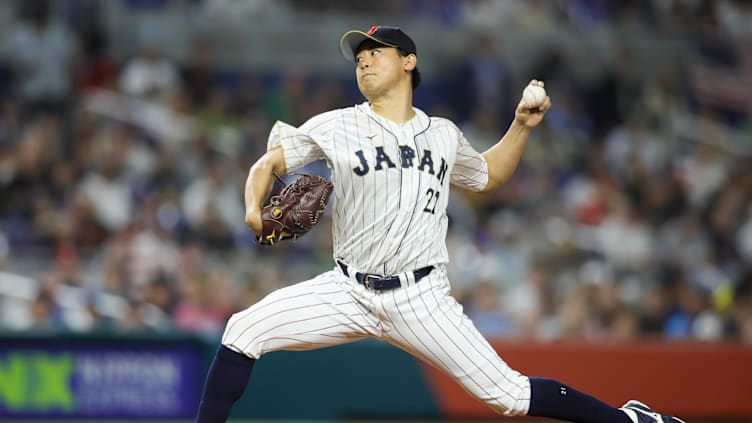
[355,47,409,99]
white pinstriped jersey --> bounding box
[226,102,532,416]
[268,102,489,275]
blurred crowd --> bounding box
[0,0,751,344]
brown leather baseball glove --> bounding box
[258,174,334,245]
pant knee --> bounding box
[221,312,262,359]
[487,373,531,416]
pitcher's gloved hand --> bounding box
[258,174,333,245]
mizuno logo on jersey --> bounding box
[352,146,448,185]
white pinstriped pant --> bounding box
[221,265,531,416]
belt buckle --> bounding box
[363,274,380,290]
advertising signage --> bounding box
[0,337,202,419]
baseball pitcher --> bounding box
[194,26,684,423]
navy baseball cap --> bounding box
[339,25,417,62]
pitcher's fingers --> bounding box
[539,97,552,112]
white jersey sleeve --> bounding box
[266,111,339,173]
[450,128,489,192]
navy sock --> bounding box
[527,377,631,423]
[195,345,256,423]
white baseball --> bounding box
[522,85,547,108]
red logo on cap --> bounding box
[367,26,379,35]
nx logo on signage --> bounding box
[0,353,74,411]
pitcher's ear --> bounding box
[403,54,417,71]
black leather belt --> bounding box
[337,261,434,291]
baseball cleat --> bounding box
[620,400,686,423]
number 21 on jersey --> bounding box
[423,188,439,214]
